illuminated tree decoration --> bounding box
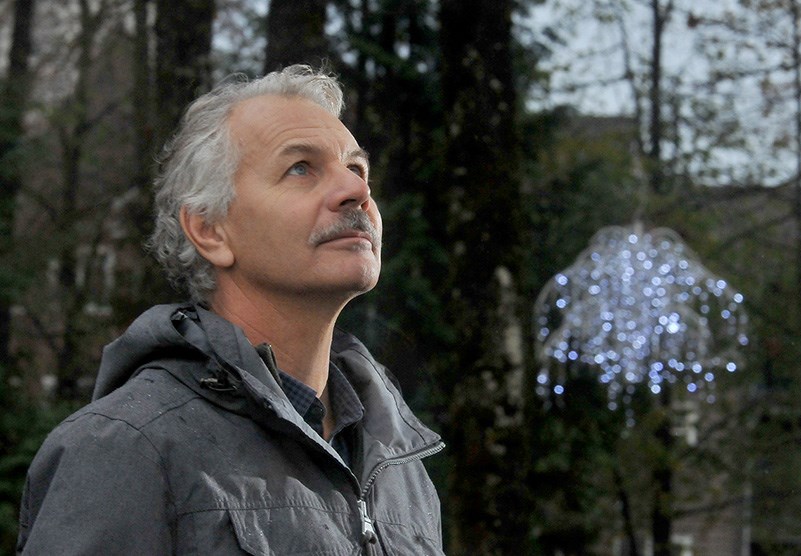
[534,224,748,407]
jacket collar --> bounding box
[165,305,441,476]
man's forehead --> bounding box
[230,94,334,130]
[229,95,359,151]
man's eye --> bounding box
[287,162,309,176]
[348,164,367,178]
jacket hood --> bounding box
[92,303,442,471]
[93,303,275,401]
[92,304,195,400]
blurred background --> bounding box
[1,0,799,554]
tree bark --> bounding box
[439,0,527,552]
[132,0,153,195]
[648,0,665,193]
[614,466,641,556]
[263,0,328,73]
[54,0,98,400]
[154,0,215,148]
[0,0,36,369]
[790,0,801,325]
[651,390,674,556]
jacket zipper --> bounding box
[254,342,445,550]
[357,441,446,548]
[358,498,377,545]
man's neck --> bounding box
[209,283,345,396]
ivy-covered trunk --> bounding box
[438,0,528,552]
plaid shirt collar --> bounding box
[254,344,364,441]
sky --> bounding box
[522,0,798,187]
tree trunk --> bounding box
[132,0,153,195]
[648,0,667,193]
[651,390,674,556]
[614,466,641,556]
[55,0,96,401]
[0,0,36,370]
[263,0,328,73]
[790,0,801,325]
[154,0,215,148]
[439,0,527,552]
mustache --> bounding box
[308,209,381,248]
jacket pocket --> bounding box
[372,519,446,556]
[227,507,361,556]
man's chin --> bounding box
[302,272,378,301]
[346,273,381,296]
[343,272,381,299]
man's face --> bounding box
[216,95,382,304]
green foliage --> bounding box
[521,106,640,293]
[528,373,625,553]
[651,167,801,551]
[0,372,77,555]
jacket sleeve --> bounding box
[17,412,174,555]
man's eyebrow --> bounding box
[277,144,369,165]
[346,147,370,163]
[278,143,323,158]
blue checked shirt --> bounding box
[255,344,365,467]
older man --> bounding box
[17,65,444,555]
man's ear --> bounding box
[180,206,235,268]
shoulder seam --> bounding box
[67,408,182,516]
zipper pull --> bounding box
[357,499,377,545]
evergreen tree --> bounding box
[438,0,529,552]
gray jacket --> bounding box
[17,304,445,555]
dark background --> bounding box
[1,1,800,554]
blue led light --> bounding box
[534,224,748,404]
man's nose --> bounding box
[327,165,371,212]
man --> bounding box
[17,65,445,555]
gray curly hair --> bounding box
[147,65,345,303]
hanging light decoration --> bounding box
[533,223,748,407]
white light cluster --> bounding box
[534,224,748,406]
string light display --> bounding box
[534,224,748,407]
